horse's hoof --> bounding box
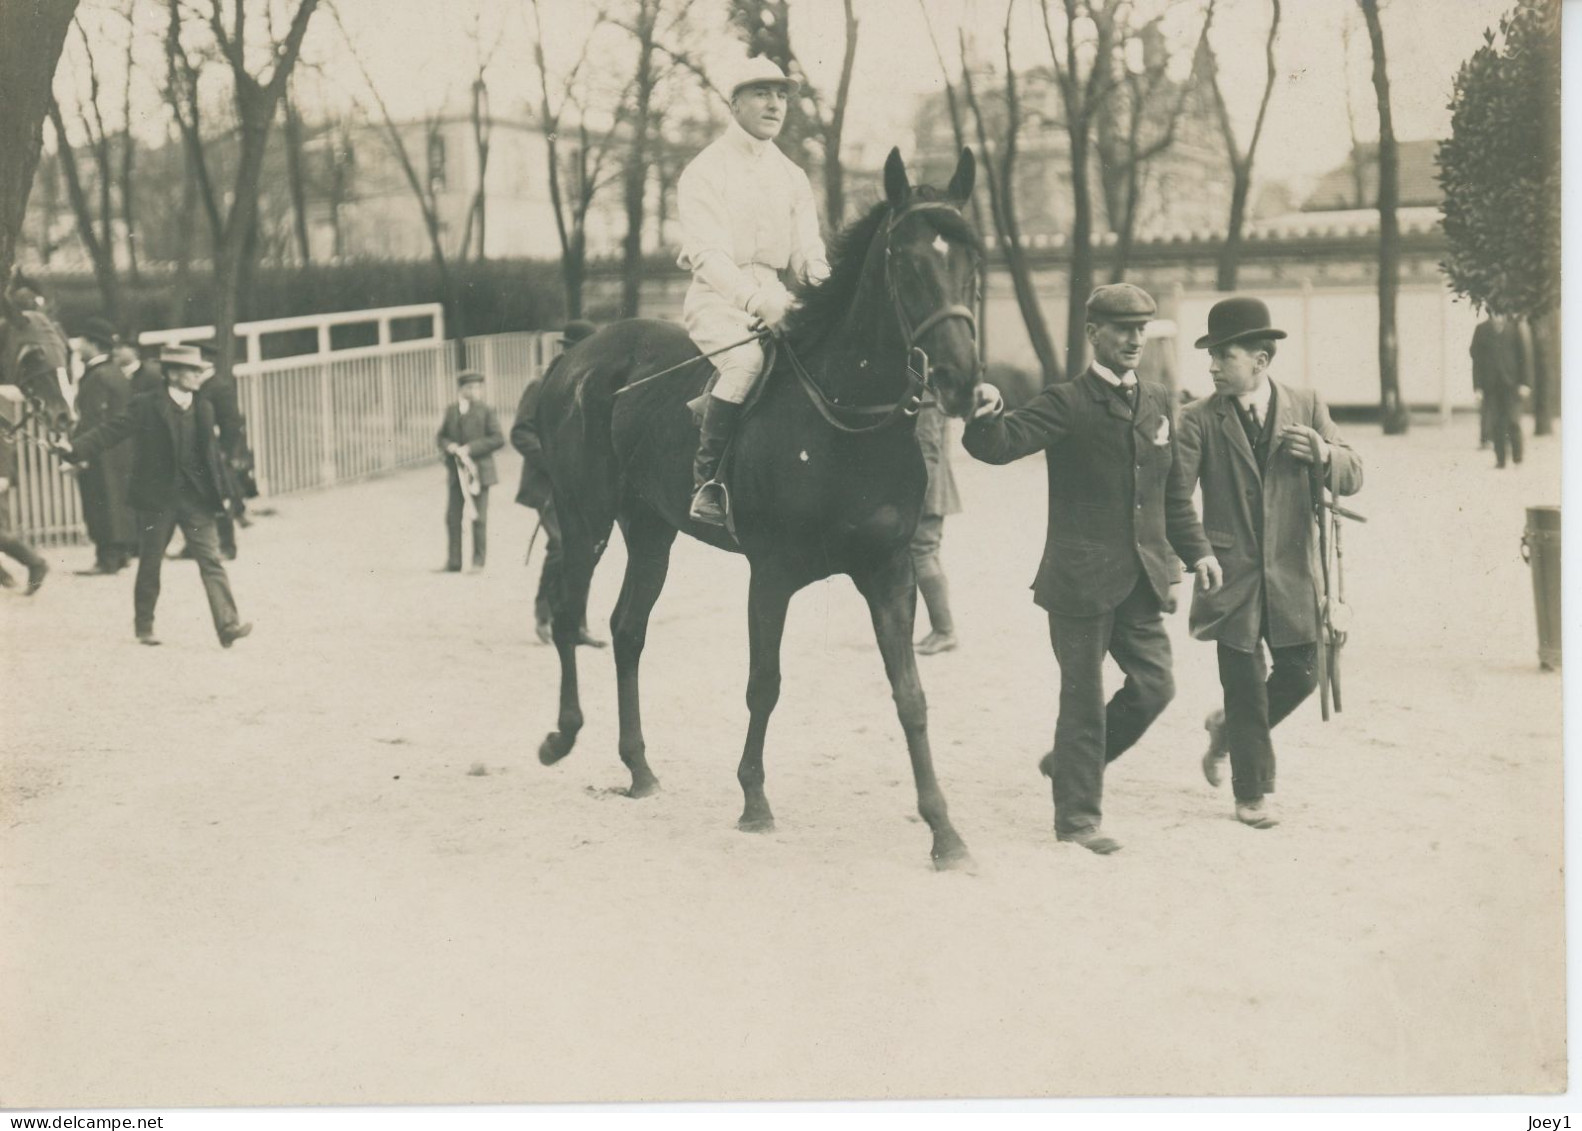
[737,814,776,834]
[931,837,975,872]
[538,733,573,766]
[625,775,660,799]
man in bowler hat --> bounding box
[437,370,504,571]
[964,283,1222,854]
[511,320,605,646]
[1176,296,1363,828]
[72,317,138,573]
[55,345,252,647]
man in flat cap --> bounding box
[72,317,138,574]
[1175,296,1362,829]
[55,345,251,647]
[437,370,504,572]
[511,320,604,646]
[676,55,830,526]
[963,283,1221,854]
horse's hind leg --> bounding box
[610,505,677,798]
[852,552,972,870]
[737,566,797,832]
[538,502,611,767]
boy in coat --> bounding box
[438,370,504,571]
[1175,297,1363,828]
[964,284,1222,854]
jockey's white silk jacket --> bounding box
[676,118,830,318]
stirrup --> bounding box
[689,479,730,526]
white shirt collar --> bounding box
[1090,359,1136,387]
[167,386,194,410]
[1237,378,1273,419]
[458,398,471,416]
[725,117,774,159]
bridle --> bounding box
[784,198,980,435]
[0,321,72,449]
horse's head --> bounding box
[880,147,982,419]
[0,292,77,438]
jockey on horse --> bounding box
[678,56,830,526]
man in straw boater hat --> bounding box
[676,54,830,526]
[964,283,1222,855]
[1175,296,1363,829]
[55,344,252,647]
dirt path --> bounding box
[0,416,1564,1105]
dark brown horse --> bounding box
[0,284,76,438]
[535,149,982,869]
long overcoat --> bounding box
[74,358,138,546]
[1174,380,1363,653]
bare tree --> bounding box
[0,0,78,293]
[456,8,504,263]
[281,76,313,265]
[1358,0,1406,434]
[118,0,142,280]
[960,4,1062,383]
[615,0,661,318]
[527,0,627,320]
[1094,9,1212,282]
[1203,0,1279,292]
[48,20,123,321]
[1042,0,1125,380]
[164,0,320,383]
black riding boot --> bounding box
[689,396,743,527]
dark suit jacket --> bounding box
[69,389,229,512]
[437,400,505,488]
[963,368,1212,617]
[1175,381,1363,652]
[128,360,164,399]
[510,363,557,509]
[74,357,138,544]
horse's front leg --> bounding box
[737,567,797,832]
[853,552,972,871]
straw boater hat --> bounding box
[723,55,799,101]
[1193,297,1288,350]
[157,344,211,371]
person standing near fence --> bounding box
[71,318,138,575]
[437,371,504,572]
[912,400,961,655]
[0,388,49,595]
[53,345,251,647]
[511,321,605,647]
[1471,314,1526,470]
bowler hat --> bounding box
[1085,283,1156,325]
[80,317,119,348]
[723,55,799,101]
[1194,296,1287,350]
[457,370,485,386]
[157,344,210,371]
[561,320,597,345]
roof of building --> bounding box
[1303,139,1443,211]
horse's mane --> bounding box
[785,187,982,347]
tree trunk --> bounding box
[1360,0,1406,434]
[1216,165,1250,291]
[619,6,657,320]
[283,94,313,265]
[1065,120,1095,378]
[0,0,78,295]
[47,101,122,323]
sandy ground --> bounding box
[0,414,1565,1107]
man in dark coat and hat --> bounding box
[437,370,505,571]
[1176,297,1363,829]
[964,283,1221,854]
[71,317,138,573]
[511,320,605,646]
[54,345,251,647]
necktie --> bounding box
[1119,380,1137,411]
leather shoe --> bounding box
[219,621,253,648]
[1057,827,1123,855]
[577,626,608,649]
[24,560,48,596]
[915,630,958,655]
[1235,799,1278,829]
[1202,709,1228,787]
[136,628,161,646]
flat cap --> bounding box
[456,370,485,386]
[1085,283,1157,325]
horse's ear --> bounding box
[946,148,976,206]
[883,147,910,208]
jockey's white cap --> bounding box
[724,55,799,101]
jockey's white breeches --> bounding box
[682,267,782,404]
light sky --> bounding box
[68,0,1514,191]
